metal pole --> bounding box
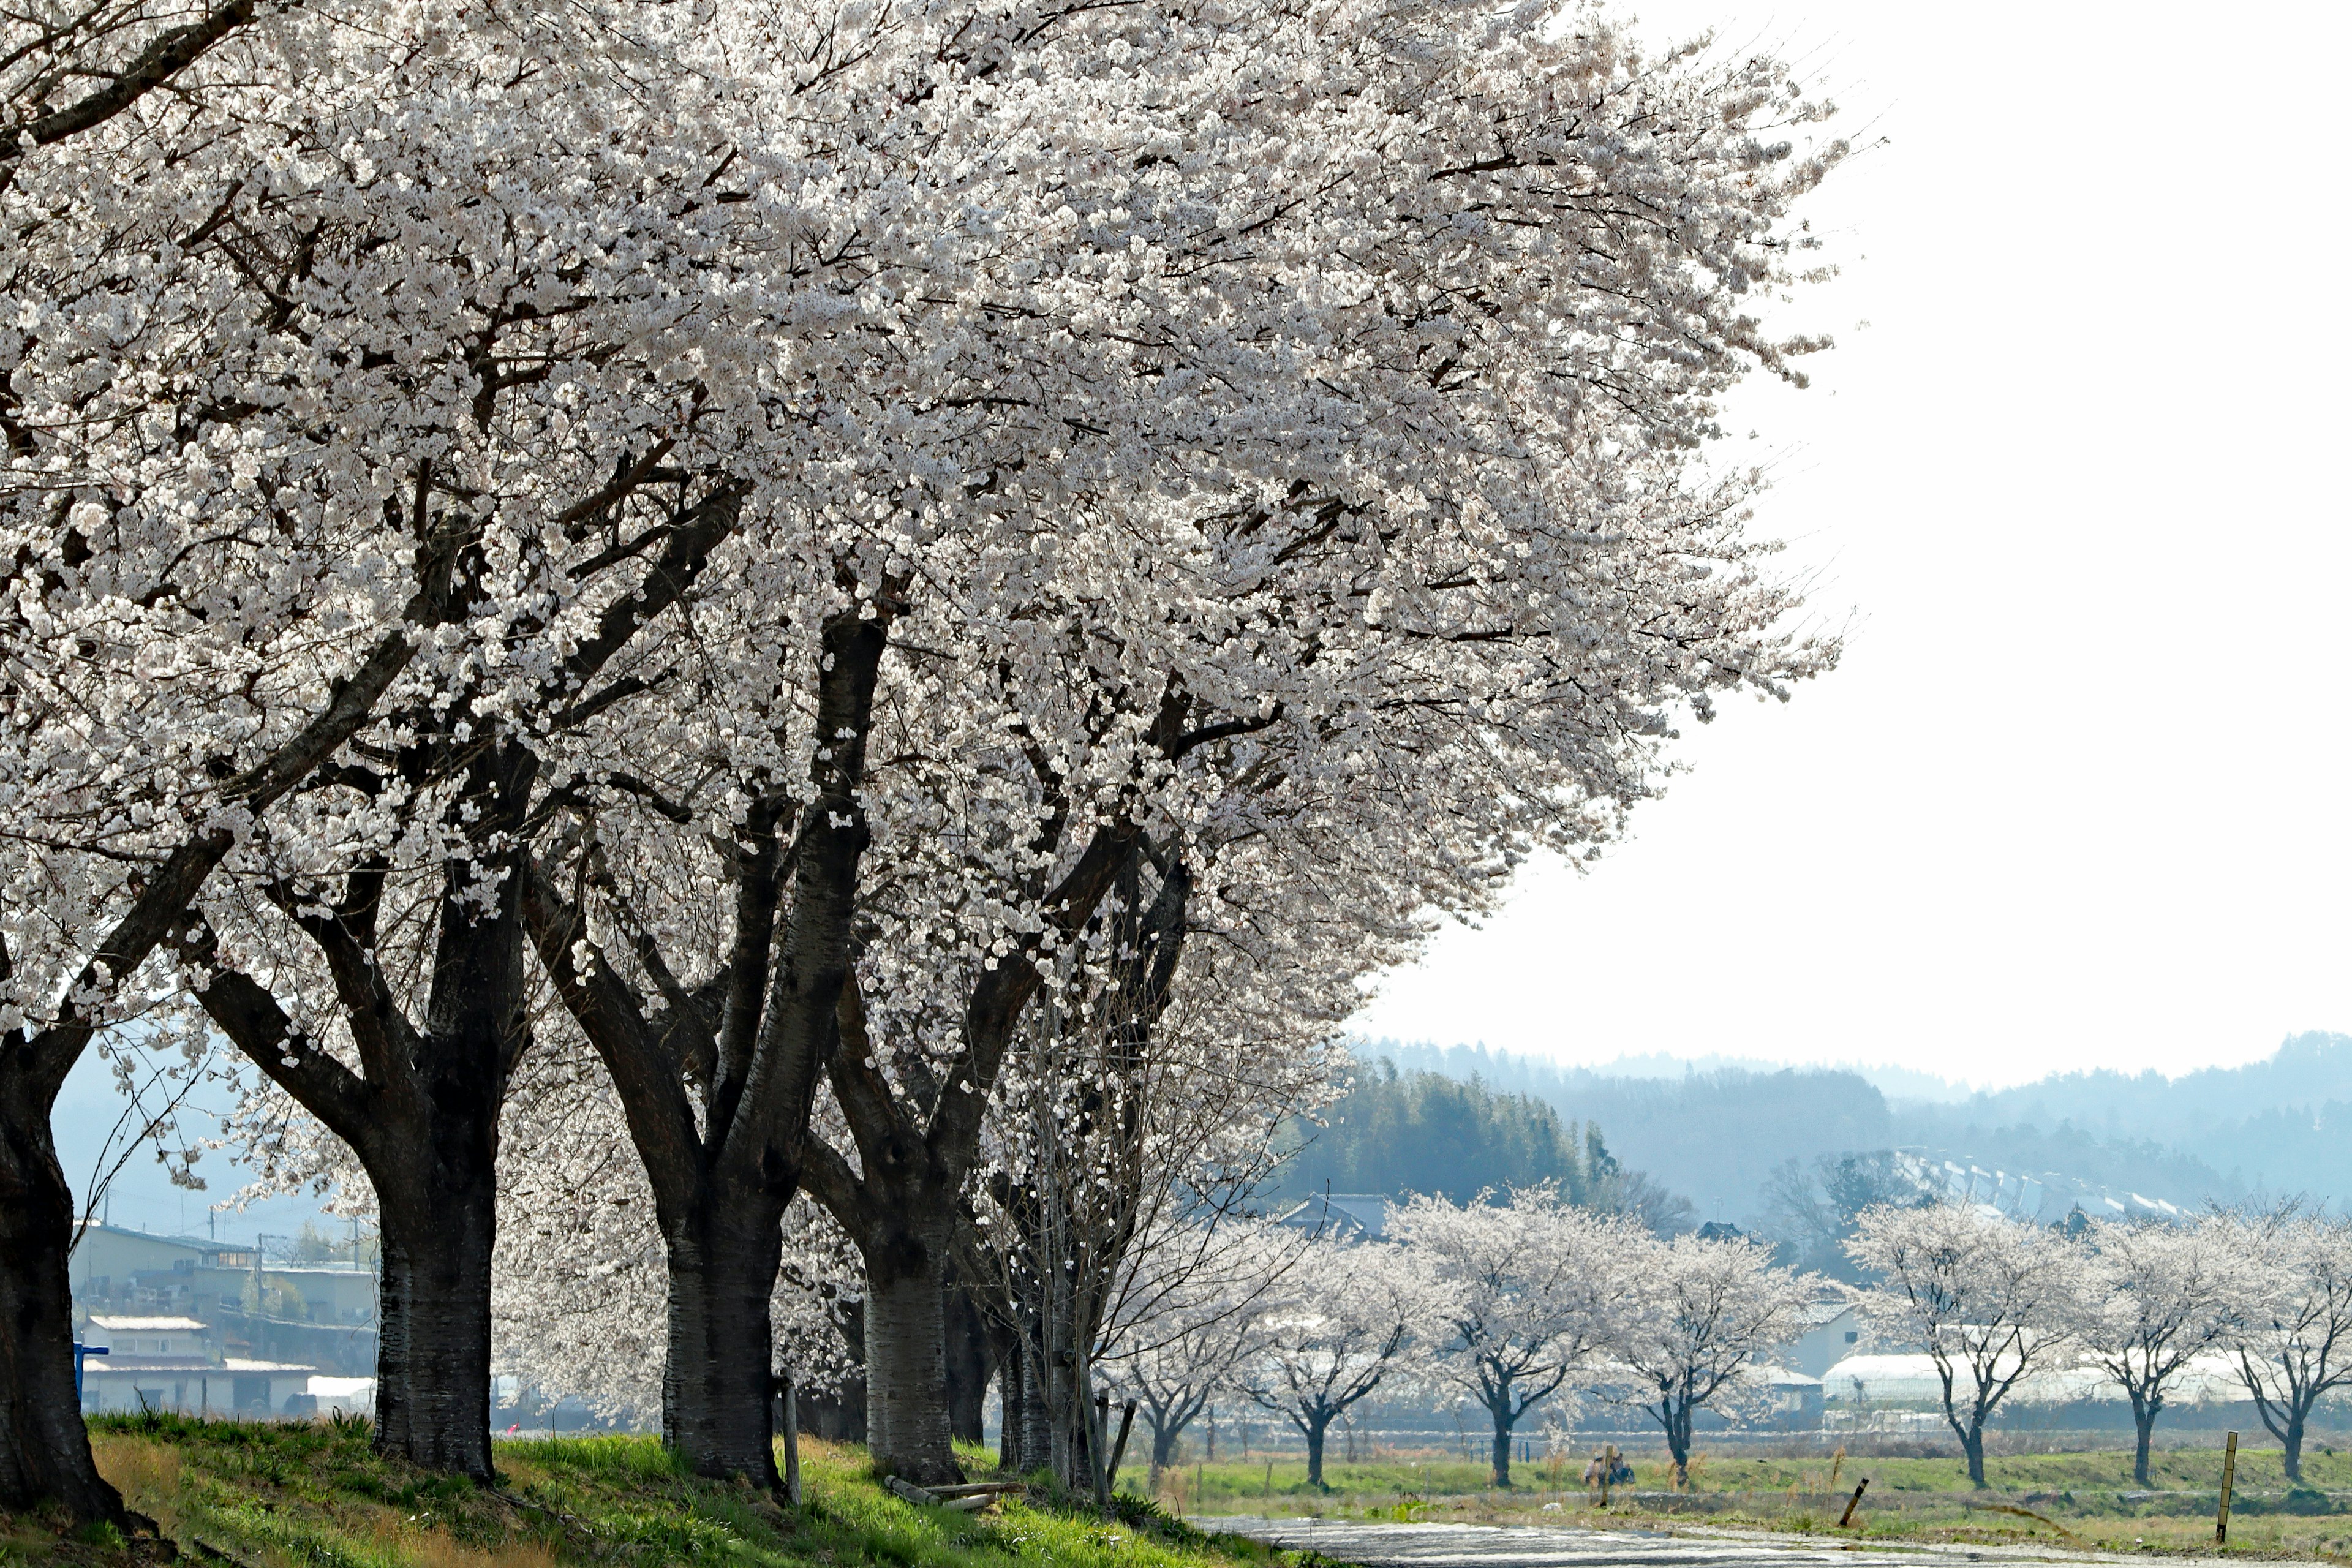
[2217,1431,2239,1545]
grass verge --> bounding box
[0,1417,1294,1568]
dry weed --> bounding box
[89,1436,182,1507]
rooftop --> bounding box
[86,1316,209,1332]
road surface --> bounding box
[1202,1516,2236,1568]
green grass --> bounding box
[0,1416,1297,1568]
[1154,1444,2352,1559]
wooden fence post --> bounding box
[2216,1431,2239,1546]
[1839,1478,1869,1529]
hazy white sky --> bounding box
[1358,1,2352,1088]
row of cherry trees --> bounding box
[1852,1204,2352,1489]
[0,0,1849,1525]
[1114,1188,1817,1488]
[1110,1199,2352,1497]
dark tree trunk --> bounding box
[1305,1413,1331,1490]
[861,1226,959,1485]
[192,745,537,1481]
[943,1273,992,1446]
[374,1180,497,1477]
[1017,1333,1052,1474]
[1151,1418,1180,1472]
[995,1330,1023,1472]
[1662,1400,1695,1479]
[2283,1406,2308,1484]
[662,1196,788,1484]
[2130,1392,2158,1487]
[1489,1402,1514,1488]
[1962,1427,1986,1488]
[0,1085,119,1520]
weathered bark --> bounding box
[375,1182,497,1476]
[1017,1332,1052,1474]
[1488,1408,1513,1488]
[943,1273,992,1446]
[1960,1426,1986,1488]
[857,1224,960,1483]
[0,1082,118,1519]
[995,1333,1023,1471]
[2280,1407,2308,1485]
[662,1199,790,1484]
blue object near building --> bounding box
[72,1342,107,1400]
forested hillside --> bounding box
[1271,1063,1693,1231]
[1366,1035,2352,1227]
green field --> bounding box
[1148,1444,2352,1559]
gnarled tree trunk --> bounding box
[863,1237,957,1483]
[0,1087,118,1519]
[661,1193,791,1484]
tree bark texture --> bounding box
[860,1236,959,1484]
[375,1179,497,1477]
[661,1199,789,1485]
[1488,1407,1513,1488]
[0,1084,119,1519]
[1017,1335,1053,1475]
[943,1273,992,1446]
[2130,1392,2158,1487]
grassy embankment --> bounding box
[1156,1445,2352,1559]
[0,1417,1289,1568]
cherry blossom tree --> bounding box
[0,0,462,1517]
[1237,1237,1429,1490]
[2073,1218,2241,1485]
[1388,1186,1631,1487]
[1106,1237,1289,1484]
[10,0,1847,1507]
[1605,1230,1814,1479]
[1849,1204,2082,1488]
[786,0,1849,1479]
[120,0,945,1479]
[2216,1210,2352,1484]
[949,849,1361,1493]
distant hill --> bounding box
[1899,1031,2352,1201]
[1372,1041,1899,1222]
[1364,1035,2352,1226]
[1270,1063,1695,1233]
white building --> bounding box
[1777,1300,1863,1378]
[78,1314,317,1415]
